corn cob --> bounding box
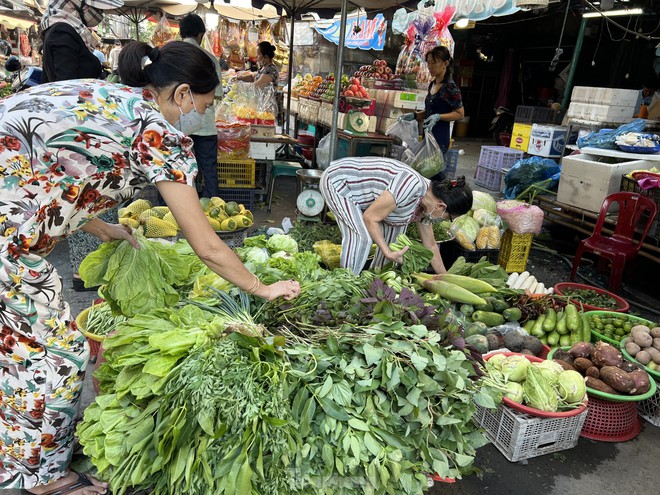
[487,226,501,249]
[438,273,498,293]
[455,230,475,250]
[475,226,489,249]
[422,279,486,305]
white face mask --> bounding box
[174,89,205,135]
[421,204,447,225]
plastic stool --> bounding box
[267,161,302,213]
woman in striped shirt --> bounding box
[320,157,472,274]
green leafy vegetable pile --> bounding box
[388,234,434,275]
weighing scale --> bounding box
[345,110,370,136]
[296,169,325,222]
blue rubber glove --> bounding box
[398,112,416,122]
[423,114,441,130]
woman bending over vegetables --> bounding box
[0,41,299,495]
[320,157,472,275]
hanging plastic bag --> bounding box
[151,13,174,47]
[577,119,647,150]
[316,134,332,170]
[409,130,444,178]
[216,122,251,160]
[258,20,272,43]
[257,85,277,124]
[385,119,419,149]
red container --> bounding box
[580,396,641,442]
[298,132,315,146]
[302,148,314,160]
[553,282,629,313]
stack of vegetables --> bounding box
[524,303,591,348]
[77,233,501,495]
[621,324,660,371]
[450,191,503,251]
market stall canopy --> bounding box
[253,0,415,14]
[114,0,280,20]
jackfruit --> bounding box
[210,196,226,208]
[243,210,253,222]
[220,218,237,231]
[118,207,130,218]
[224,201,240,216]
[232,214,252,228]
[151,206,170,218]
[208,217,222,231]
[139,209,160,223]
[162,212,179,229]
[125,199,151,216]
[119,217,140,230]
[144,216,178,238]
[208,206,225,219]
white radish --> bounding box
[507,272,520,288]
[546,287,554,295]
[513,271,530,289]
[535,283,545,295]
[528,281,538,294]
[521,276,537,291]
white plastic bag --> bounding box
[385,119,419,149]
[316,134,332,170]
[409,130,444,178]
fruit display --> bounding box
[309,74,340,102]
[118,197,253,238]
[354,59,397,81]
[622,324,660,372]
[341,77,370,99]
[524,304,591,348]
[294,74,323,98]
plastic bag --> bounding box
[385,119,419,149]
[151,14,174,47]
[496,200,544,235]
[257,85,277,124]
[409,130,444,178]
[313,240,341,269]
[503,156,561,199]
[216,122,251,160]
[316,135,332,170]
[577,119,646,150]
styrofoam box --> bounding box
[250,142,277,160]
[571,86,591,103]
[597,88,639,107]
[527,124,568,157]
[586,104,634,124]
[566,102,587,119]
[376,105,408,120]
[290,98,299,114]
[557,155,650,212]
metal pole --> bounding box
[561,16,587,112]
[328,0,349,162]
[284,8,295,135]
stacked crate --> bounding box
[217,159,258,210]
[474,146,524,191]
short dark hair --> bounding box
[430,175,472,217]
[118,41,218,97]
[258,41,275,59]
[426,45,454,79]
[179,13,206,39]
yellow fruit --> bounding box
[220,218,237,231]
[232,214,252,228]
[151,206,170,218]
[125,199,151,216]
[208,217,222,231]
[199,197,212,211]
[119,217,140,230]
[244,210,253,222]
[139,209,160,223]
[162,212,179,229]
[118,207,129,218]
[210,196,226,207]
[144,217,178,237]
[224,201,240,216]
[238,204,246,214]
[209,206,225,219]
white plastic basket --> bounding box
[473,404,587,462]
[637,386,660,427]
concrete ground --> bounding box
[10,137,659,494]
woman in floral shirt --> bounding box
[0,41,300,495]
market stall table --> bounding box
[317,123,394,160]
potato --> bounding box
[654,337,660,351]
[599,366,636,393]
[651,327,660,338]
[625,341,641,357]
[585,366,600,378]
[632,331,653,349]
[630,325,651,334]
[647,347,660,365]
[573,357,594,373]
[585,376,618,395]
[636,350,651,365]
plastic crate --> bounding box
[475,165,503,191]
[444,149,459,178]
[500,167,511,194]
[473,403,587,462]
[514,105,562,125]
[217,188,256,210]
[478,146,524,172]
[441,239,499,268]
[638,386,660,427]
[216,229,248,249]
[217,159,256,188]
[580,396,641,442]
[498,229,533,273]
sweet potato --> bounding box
[620,360,641,373]
[585,366,600,378]
[591,341,623,368]
[569,342,593,359]
[552,349,574,365]
[585,376,618,395]
[628,370,651,395]
[599,366,636,393]
[572,357,594,373]
[553,359,576,372]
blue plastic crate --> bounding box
[478,146,524,172]
[444,149,459,178]
[217,188,256,210]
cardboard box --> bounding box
[527,124,568,157]
[557,155,650,212]
[251,125,276,138]
[509,123,533,151]
[250,142,277,160]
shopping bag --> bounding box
[409,130,444,178]
[385,119,419,149]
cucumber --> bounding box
[531,314,546,338]
[459,304,475,317]
[539,335,548,345]
[546,330,560,346]
[503,307,522,322]
[559,334,571,347]
[488,297,509,314]
[474,301,493,312]
[471,311,505,327]
[523,319,535,333]
[565,303,579,332]
[555,311,568,335]
[581,313,592,343]
[542,308,556,332]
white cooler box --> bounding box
[557,154,650,212]
[527,124,568,158]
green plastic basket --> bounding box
[620,341,660,382]
[585,311,656,346]
[547,346,657,402]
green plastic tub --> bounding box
[585,311,656,346]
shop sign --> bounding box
[314,13,388,51]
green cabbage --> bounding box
[487,353,507,370]
[472,208,502,228]
[557,370,587,404]
[449,214,480,242]
[471,191,497,213]
[500,355,530,383]
[523,365,559,412]
[503,382,524,403]
[532,360,565,385]
[236,246,269,265]
[266,234,298,254]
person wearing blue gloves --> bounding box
[400,45,464,180]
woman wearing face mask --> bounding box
[41,0,122,83]
[320,157,472,275]
[237,40,278,90]
[0,40,300,495]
